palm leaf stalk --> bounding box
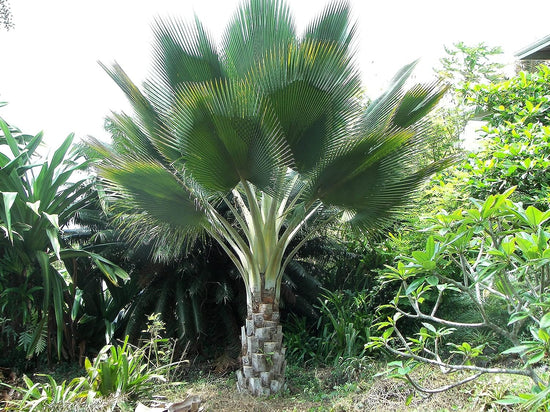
[91,0,456,395]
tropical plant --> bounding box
[314,288,373,364]
[368,189,550,398]
[3,318,184,411]
[84,336,163,400]
[3,373,90,411]
[428,41,505,161]
[0,114,128,362]
[284,288,374,367]
[437,42,505,93]
[461,64,550,207]
[90,0,455,395]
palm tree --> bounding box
[90,0,455,395]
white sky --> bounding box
[0,0,549,150]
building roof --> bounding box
[516,34,550,60]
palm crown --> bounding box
[90,0,455,395]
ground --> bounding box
[1,361,532,411]
[147,364,530,412]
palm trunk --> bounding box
[236,289,286,395]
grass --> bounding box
[2,361,534,411]
[137,362,532,412]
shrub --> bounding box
[369,189,550,403]
[3,313,186,411]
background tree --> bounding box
[0,0,13,30]
[428,42,505,161]
[463,64,550,208]
[91,0,454,395]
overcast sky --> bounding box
[0,0,549,150]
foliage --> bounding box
[315,289,373,364]
[0,114,128,362]
[463,64,550,207]
[437,42,505,91]
[90,0,453,302]
[4,374,90,411]
[0,0,13,30]
[427,42,505,162]
[4,314,185,411]
[285,288,374,370]
[369,189,550,397]
[84,313,185,401]
[66,180,334,362]
[84,335,163,400]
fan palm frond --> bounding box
[221,0,295,78]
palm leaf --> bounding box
[392,81,449,128]
[347,156,460,232]
[308,64,456,228]
[302,0,355,49]
[171,78,291,193]
[100,63,180,162]
[361,60,419,134]
[150,15,224,89]
[221,0,295,78]
[100,159,206,230]
[251,37,361,172]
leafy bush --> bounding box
[0,114,128,362]
[4,374,90,411]
[369,189,550,400]
[315,289,373,364]
[285,288,375,375]
[463,64,550,207]
[84,335,163,399]
[3,313,185,411]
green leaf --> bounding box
[508,311,529,325]
[1,191,17,242]
[501,345,529,355]
[393,82,448,128]
[176,79,291,192]
[387,360,403,368]
[406,278,425,295]
[421,322,437,334]
[151,16,224,87]
[100,160,206,230]
[397,366,412,375]
[500,238,516,256]
[49,133,74,172]
[526,350,544,365]
[426,275,439,286]
[71,288,84,321]
[537,327,550,343]
[59,250,129,284]
[24,317,47,359]
[540,312,550,329]
[25,200,41,216]
[494,396,523,405]
[46,227,61,260]
[222,0,295,78]
[382,327,394,340]
[0,118,20,157]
